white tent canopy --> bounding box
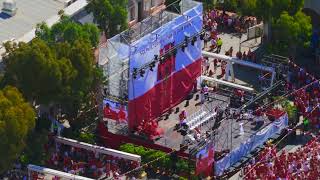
[27,164,93,180]
[55,136,141,162]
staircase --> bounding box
[186,109,216,130]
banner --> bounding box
[103,99,128,123]
[196,142,215,176]
[215,113,288,176]
[128,3,203,129]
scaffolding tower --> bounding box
[98,0,200,103]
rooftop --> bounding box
[0,0,88,62]
[0,0,64,43]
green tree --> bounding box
[239,0,257,16]
[0,86,36,173]
[2,39,64,104]
[55,40,99,116]
[253,0,305,41]
[223,0,238,12]
[2,38,101,118]
[86,0,128,37]
[36,16,100,47]
[272,11,312,55]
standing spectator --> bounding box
[228,46,233,57]
[217,38,223,53]
[210,37,217,52]
[213,58,218,74]
[203,31,211,49]
[203,57,210,75]
[236,50,242,59]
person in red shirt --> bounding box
[117,107,126,123]
[104,103,112,119]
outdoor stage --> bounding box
[98,0,289,177]
[101,69,288,176]
[104,83,281,153]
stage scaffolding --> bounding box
[98,0,202,102]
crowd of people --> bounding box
[203,9,259,55]
[244,136,320,179]
[43,135,139,179]
[136,119,164,140]
[242,60,320,179]
[204,9,258,34]
[0,169,27,180]
[287,61,320,129]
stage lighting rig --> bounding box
[149,61,156,71]
[160,55,166,63]
[181,36,189,52]
[191,36,197,46]
[200,31,205,40]
[154,54,159,62]
[172,48,178,57]
[132,68,138,79]
[140,68,145,77]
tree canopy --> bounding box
[271,11,312,55]
[86,0,128,37]
[0,86,35,173]
[2,39,65,104]
[36,16,100,47]
[2,37,101,117]
[254,0,305,20]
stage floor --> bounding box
[154,90,272,153]
[106,58,272,154]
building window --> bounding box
[129,0,135,21]
[144,0,151,10]
[151,0,163,7]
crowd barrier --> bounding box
[215,114,288,175]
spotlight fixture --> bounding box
[181,45,186,52]
[154,54,159,62]
[171,48,178,57]
[149,61,156,71]
[140,68,145,77]
[172,48,178,57]
[181,36,189,52]
[191,36,197,46]
[184,35,189,44]
[160,56,166,63]
[200,31,205,40]
[132,68,138,79]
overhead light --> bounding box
[191,36,197,46]
[200,31,205,40]
[170,48,177,57]
[140,69,145,77]
[149,61,156,71]
[181,36,189,52]
[132,68,138,79]
[173,48,177,56]
[160,56,166,63]
[184,36,189,44]
[181,43,187,52]
[154,55,159,61]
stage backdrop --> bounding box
[128,4,203,129]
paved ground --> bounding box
[204,32,264,91]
